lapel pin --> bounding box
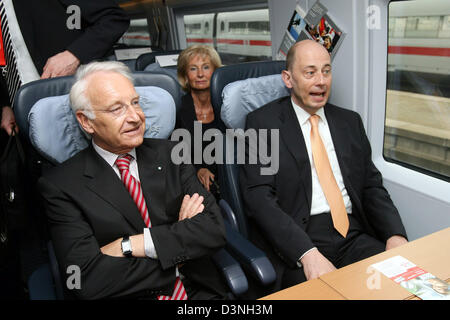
[157,166,162,171]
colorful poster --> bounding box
[276,1,345,61]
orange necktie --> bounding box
[309,115,349,237]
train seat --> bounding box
[14,72,259,299]
[135,50,182,71]
[143,63,178,83]
[28,85,176,165]
[210,60,287,288]
[210,60,286,235]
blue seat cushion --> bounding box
[220,74,290,129]
[144,62,178,82]
[28,86,176,164]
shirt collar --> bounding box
[291,98,327,126]
[92,140,137,168]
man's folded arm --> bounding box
[150,158,227,270]
[39,177,176,299]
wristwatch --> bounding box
[121,235,133,257]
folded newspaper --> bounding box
[371,255,450,300]
[277,1,345,61]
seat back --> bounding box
[135,50,182,71]
[210,61,288,238]
[15,73,178,166]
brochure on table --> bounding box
[371,255,450,300]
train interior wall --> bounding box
[268,0,450,240]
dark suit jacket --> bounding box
[13,0,130,74]
[240,96,406,275]
[38,139,227,299]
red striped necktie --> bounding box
[115,154,188,300]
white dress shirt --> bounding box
[291,100,352,266]
[92,141,158,259]
[291,99,352,215]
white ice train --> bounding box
[184,9,272,63]
[388,0,449,95]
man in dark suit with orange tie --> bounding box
[38,61,228,299]
[240,40,408,297]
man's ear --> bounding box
[281,70,293,89]
[76,111,94,134]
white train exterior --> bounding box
[388,0,450,76]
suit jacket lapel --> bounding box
[136,142,167,226]
[279,99,312,211]
[324,105,363,213]
[84,145,145,231]
[324,105,352,182]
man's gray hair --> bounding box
[69,61,133,119]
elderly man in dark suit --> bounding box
[240,40,408,297]
[38,61,227,299]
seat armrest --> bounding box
[218,199,239,232]
[27,263,57,300]
[224,222,276,286]
[212,248,248,297]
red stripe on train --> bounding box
[388,46,450,57]
[187,38,272,46]
[186,38,213,43]
[249,40,272,46]
[217,39,244,45]
[185,41,448,56]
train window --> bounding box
[384,0,450,179]
[185,23,202,34]
[229,22,247,34]
[390,17,407,38]
[439,15,450,38]
[248,21,270,34]
[405,16,440,38]
[183,9,272,65]
[119,18,151,47]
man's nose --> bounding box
[125,104,142,121]
[316,72,326,85]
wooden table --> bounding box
[261,227,450,300]
[260,278,345,300]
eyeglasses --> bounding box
[92,100,142,118]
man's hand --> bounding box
[178,193,204,221]
[1,106,18,135]
[300,248,337,281]
[41,50,80,79]
[385,235,408,251]
[197,168,215,192]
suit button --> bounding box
[302,218,308,224]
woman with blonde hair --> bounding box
[175,45,225,200]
